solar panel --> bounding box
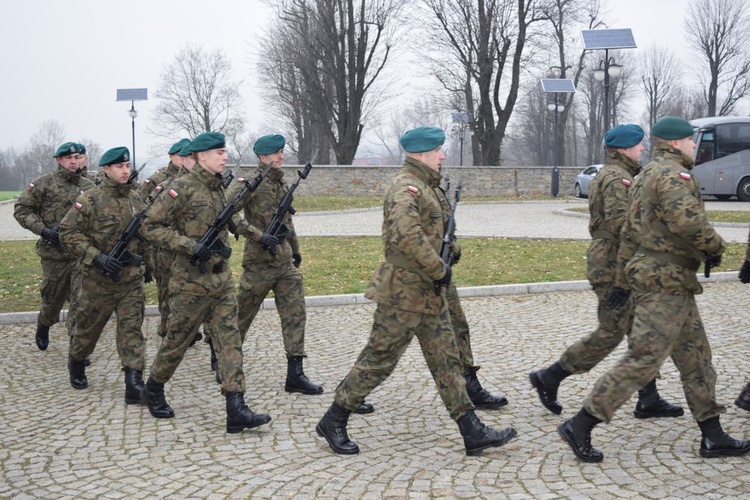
[580,29,636,50]
[541,79,576,93]
[116,88,148,101]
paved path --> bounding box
[2,281,749,498]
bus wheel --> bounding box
[738,178,750,201]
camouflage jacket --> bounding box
[226,163,298,267]
[746,227,750,261]
[364,157,447,314]
[138,161,182,202]
[59,175,146,284]
[14,166,95,261]
[141,164,235,294]
[623,144,725,295]
[586,151,640,286]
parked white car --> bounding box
[574,164,603,198]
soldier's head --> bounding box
[75,143,88,169]
[604,124,644,163]
[253,134,285,169]
[99,147,131,184]
[189,132,227,175]
[178,140,195,171]
[651,117,695,158]
[168,138,190,168]
[53,142,82,174]
[400,127,446,172]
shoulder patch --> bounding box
[168,189,179,198]
[143,179,151,185]
[27,182,34,190]
[74,202,83,210]
[621,178,631,187]
[236,177,245,183]
[680,172,692,180]
[407,185,419,194]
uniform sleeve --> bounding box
[746,227,750,261]
[13,181,46,235]
[141,192,196,255]
[59,195,99,264]
[225,179,261,241]
[614,187,640,289]
[601,175,630,240]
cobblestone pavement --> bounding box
[2,281,749,498]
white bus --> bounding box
[691,116,750,201]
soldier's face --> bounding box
[673,136,696,159]
[56,154,80,173]
[260,150,284,168]
[170,153,183,168]
[417,147,445,172]
[103,162,131,184]
[181,155,195,171]
[77,154,87,168]
[198,148,228,175]
[619,143,644,163]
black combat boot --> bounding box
[124,367,145,405]
[68,356,88,389]
[698,416,750,458]
[633,379,684,418]
[226,392,272,434]
[316,402,360,454]
[207,338,221,384]
[529,361,571,415]
[735,382,750,412]
[356,401,375,414]
[465,369,508,409]
[189,330,203,347]
[285,356,324,395]
[35,321,50,351]
[142,377,174,419]
[83,356,91,367]
[557,408,604,463]
[457,409,517,456]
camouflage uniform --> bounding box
[335,157,473,421]
[227,164,305,355]
[138,161,181,203]
[59,176,147,370]
[141,165,246,394]
[13,167,95,328]
[584,143,726,424]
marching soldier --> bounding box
[14,141,95,350]
[316,127,516,456]
[140,132,270,433]
[138,138,189,202]
[734,227,750,410]
[59,147,148,402]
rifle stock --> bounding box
[261,162,313,256]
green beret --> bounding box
[178,141,193,157]
[168,138,191,155]
[253,134,285,155]
[604,124,644,149]
[99,147,130,166]
[400,127,445,153]
[651,116,694,140]
[189,132,226,153]
[76,143,87,155]
[53,142,81,158]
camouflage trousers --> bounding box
[584,292,726,423]
[65,262,83,338]
[150,289,245,393]
[446,282,475,372]
[335,303,474,421]
[38,258,73,327]
[237,261,306,358]
[70,274,146,371]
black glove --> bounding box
[292,253,302,268]
[259,233,280,250]
[41,226,60,246]
[143,265,154,283]
[605,286,630,309]
[453,247,461,265]
[93,253,123,276]
[704,253,722,269]
[193,242,211,262]
[436,264,452,287]
[740,260,750,284]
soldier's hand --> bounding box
[41,226,60,246]
[740,260,750,284]
[193,242,211,262]
[436,264,452,287]
[93,253,123,276]
[143,265,154,283]
[259,232,279,251]
[605,286,630,309]
[452,241,461,265]
[292,253,302,268]
[704,253,722,269]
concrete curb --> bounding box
[0,271,739,325]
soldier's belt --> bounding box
[636,246,700,271]
[591,229,615,240]
[385,254,433,282]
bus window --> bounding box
[695,131,714,165]
[715,123,750,158]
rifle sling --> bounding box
[385,252,434,283]
[592,229,615,240]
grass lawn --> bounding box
[0,191,20,202]
[566,206,750,224]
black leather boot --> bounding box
[356,402,375,414]
[142,377,174,419]
[83,356,91,367]
[68,356,88,389]
[529,361,570,415]
[633,379,684,418]
[465,370,508,409]
[735,382,750,412]
[558,408,603,463]
[316,402,359,454]
[208,338,221,384]
[226,392,271,434]
[698,416,750,458]
[457,409,516,456]
[190,330,203,347]
[124,368,145,405]
[285,356,323,395]
[35,321,50,351]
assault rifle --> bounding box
[261,162,313,256]
[190,164,272,273]
[42,222,62,249]
[127,162,148,184]
[101,185,164,282]
[434,180,462,295]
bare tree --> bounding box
[638,45,682,129]
[685,0,750,116]
[153,44,246,140]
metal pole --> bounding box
[551,93,560,197]
[602,48,610,133]
[459,125,465,167]
[130,101,136,167]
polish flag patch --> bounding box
[680,172,692,180]
[27,182,35,189]
[236,178,245,183]
[407,185,419,194]
[143,179,151,184]
[74,202,83,210]
[622,178,631,187]
[168,189,179,198]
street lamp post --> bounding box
[451,112,471,166]
[593,51,622,132]
[116,88,148,169]
[128,102,138,168]
[541,78,575,197]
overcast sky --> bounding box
[1,0,695,163]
